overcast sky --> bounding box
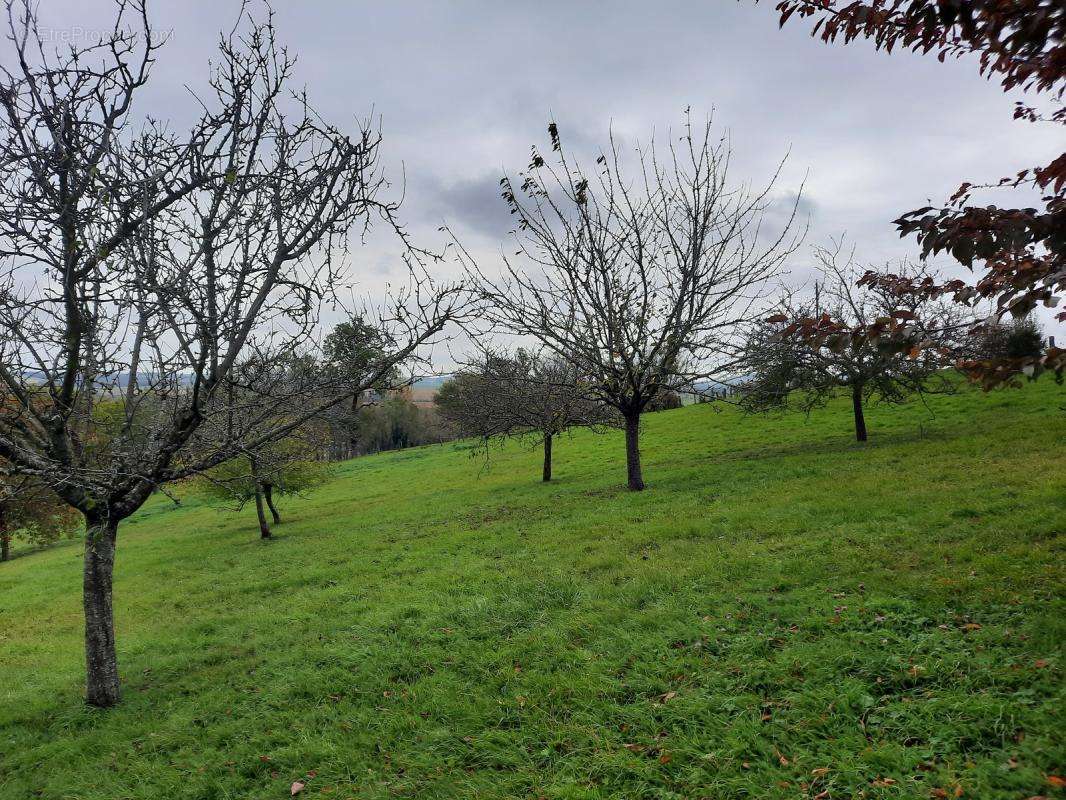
[15,1,1065,345]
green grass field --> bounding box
[1,381,1063,799]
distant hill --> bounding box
[412,375,451,389]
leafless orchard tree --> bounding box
[0,1,462,706]
[435,349,615,482]
[460,117,802,490]
[741,243,971,441]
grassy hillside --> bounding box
[1,381,1063,800]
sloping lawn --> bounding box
[1,380,1063,799]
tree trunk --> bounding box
[1,532,10,562]
[624,412,645,491]
[254,483,271,538]
[542,433,553,482]
[852,384,868,442]
[83,517,120,707]
[349,393,360,457]
[263,483,281,525]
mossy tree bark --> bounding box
[624,412,645,491]
[83,515,120,707]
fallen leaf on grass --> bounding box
[1047,775,1066,787]
[290,781,305,796]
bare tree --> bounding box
[0,2,462,706]
[436,349,615,482]
[460,117,802,490]
[741,243,969,441]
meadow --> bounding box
[1,380,1063,799]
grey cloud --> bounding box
[415,173,517,240]
[8,0,1060,337]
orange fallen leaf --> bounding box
[1047,775,1066,787]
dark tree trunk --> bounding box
[254,483,271,538]
[1,532,10,562]
[263,483,281,525]
[542,433,553,482]
[851,384,868,442]
[83,517,120,707]
[624,412,645,491]
[349,393,360,457]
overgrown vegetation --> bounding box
[1,379,1062,799]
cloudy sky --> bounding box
[17,1,1065,344]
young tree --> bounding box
[742,244,968,440]
[762,0,1064,386]
[436,350,614,482]
[0,2,461,706]
[461,117,801,490]
[198,441,331,539]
